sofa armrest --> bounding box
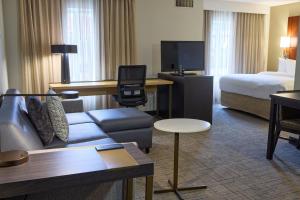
[61,98,84,113]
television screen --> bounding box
[161,41,205,72]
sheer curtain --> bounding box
[0,0,8,94]
[205,10,266,103]
[62,0,104,110]
[205,11,236,103]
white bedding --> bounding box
[219,72,294,100]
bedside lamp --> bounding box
[0,90,79,167]
[280,36,291,59]
[51,44,78,84]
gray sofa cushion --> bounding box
[45,137,115,149]
[67,138,116,148]
[88,108,153,132]
[107,127,152,149]
[45,123,109,149]
[61,98,84,113]
[66,112,94,125]
[68,123,108,143]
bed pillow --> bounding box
[286,59,296,76]
[26,96,55,145]
[278,58,296,77]
[47,90,69,142]
[278,58,287,73]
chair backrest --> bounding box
[116,65,147,107]
[118,65,146,86]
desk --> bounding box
[0,143,154,200]
[267,92,300,160]
[50,79,174,118]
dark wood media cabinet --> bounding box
[158,73,213,124]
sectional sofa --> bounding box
[0,89,153,200]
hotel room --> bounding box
[0,0,300,199]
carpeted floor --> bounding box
[135,105,300,200]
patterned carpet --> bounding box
[136,105,300,200]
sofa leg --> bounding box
[145,148,150,154]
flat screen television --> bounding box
[161,41,205,72]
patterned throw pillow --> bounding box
[26,96,55,145]
[47,90,69,142]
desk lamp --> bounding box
[51,44,78,84]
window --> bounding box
[62,0,101,82]
[62,0,103,110]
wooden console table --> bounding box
[0,144,154,200]
[50,79,174,118]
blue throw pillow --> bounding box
[26,96,55,145]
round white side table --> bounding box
[154,118,211,200]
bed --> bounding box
[220,58,296,119]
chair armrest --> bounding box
[61,98,84,113]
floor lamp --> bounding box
[0,91,79,168]
[51,44,78,84]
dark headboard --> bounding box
[287,16,299,60]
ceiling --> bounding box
[224,0,300,6]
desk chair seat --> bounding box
[113,95,147,107]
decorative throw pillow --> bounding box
[47,90,69,142]
[26,96,55,145]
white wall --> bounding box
[267,2,300,71]
[135,0,271,76]
[135,0,204,76]
[203,0,270,14]
[2,0,21,91]
[0,0,8,93]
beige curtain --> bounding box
[0,0,8,94]
[20,0,63,93]
[101,0,137,108]
[102,0,137,80]
[234,13,266,73]
[205,10,266,103]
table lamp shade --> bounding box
[51,45,77,54]
[280,36,291,48]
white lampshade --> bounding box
[280,36,291,48]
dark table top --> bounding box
[0,143,154,198]
[271,92,300,101]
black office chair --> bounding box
[274,90,300,151]
[113,65,147,107]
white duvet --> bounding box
[219,72,294,100]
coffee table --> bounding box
[154,118,211,200]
